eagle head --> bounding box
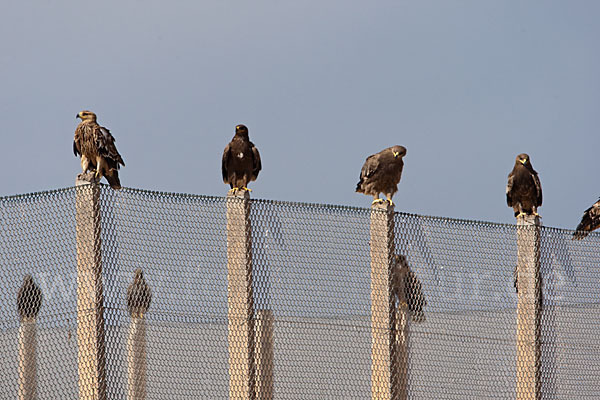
[516,153,530,166]
[76,110,97,122]
[391,145,407,159]
[235,124,248,136]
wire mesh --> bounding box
[0,185,599,399]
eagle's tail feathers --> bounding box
[105,169,122,190]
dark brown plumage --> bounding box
[573,198,600,240]
[221,124,262,193]
[127,269,152,318]
[356,145,407,205]
[506,153,542,217]
[17,274,42,320]
[74,110,125,189]
[391,254,427,323]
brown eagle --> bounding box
[391,255,427,323]
[573,198,600,239]
[221,124,262,193]
[127,269,152,318]
[356,145,407,205]
[74,110,125,189]
[17,274,43,321]
[506,153,542,217]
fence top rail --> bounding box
[0,183,594,237]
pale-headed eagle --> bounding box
[573,198,600,240]
[506,153,542,217]
[391,255,427,323]
[17,274,42,321]
[222,124,262,193]
[74,110,125,189]
[356,145,407,205]
[127,269,152,318]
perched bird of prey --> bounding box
[222,124,262,193]
[573,198,600,239]
[74,110,125,189]
[127,269,152,318]
[356,145,407,205]
[506,153,542,217]
[17,274,42,321]
[391,254,426,323]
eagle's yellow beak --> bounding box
[76,113,81,119]
[393,151,400,158]
[519,158,527,165]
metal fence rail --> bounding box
[0,184,599,399]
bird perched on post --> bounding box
[222,124,262,194]
[506,153,542,217]
[356,145,406,205]
[573,198,600,239]
[391,255,427,323]
[74,110,125,189]
[17,274,43,321]
[127,269,152,318]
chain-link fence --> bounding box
[1,184,599,399]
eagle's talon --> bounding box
[241,187,252,192]
[387,199,395,206]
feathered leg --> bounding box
[81,155,90,173]
[385,192,395,206]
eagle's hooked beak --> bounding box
[519,158,527,165]
[393,151,400,158]
[76,113,81,119]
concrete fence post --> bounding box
[391,296,409,400]
[75,174,107,400]
[127,318,147,400]
[127,268,152,400]
[515,215,542,400]
[255,309,274,400]
[369,202,407,400]
[226,190,257,399]
[17,274,42,400]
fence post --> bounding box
[17,275,42,400]
[391,296,409,399]
[75,174,107,400]
[127,269,151,400]
[515,215,541,400]
[226,190,257,399]
[369,202,406,400]
[255,309,274,400]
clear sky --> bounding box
[1,1,598,229]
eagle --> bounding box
[127,269,152,318]
[506,153,542,217]
[356,145,407,205]
[221,124,262,193]
[17,274,43,321]
[573,198,600,239]
[74,110,125,189]
[391,255,426,322]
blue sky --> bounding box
[1,1,598,229]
